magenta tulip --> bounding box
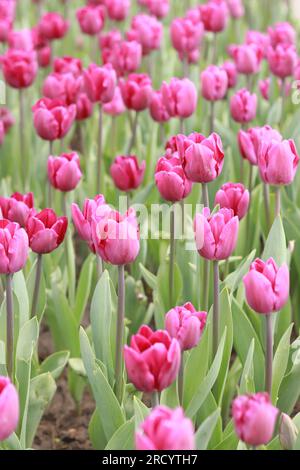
[0,376,19,441]
[0,192,35,227]
[201,65,228,101]
[268,22,296,48]
[119,74,152,111]
[0,220,28,274]
[83,63,117,104]
[200,0,229,33]
[267,44,297,79]
[26,209,68,254]
[230,43,263,75]
[161,78,197,119]
[238,125,282,166]
[32,98,76,141]
[106,0,130,21]
[38,12,69,41]
[222,61,238,88]
[1,49,37,89]
[150,90,170,123]
[155,152,192,202]
[103,86,125,116]
[110,155,145,192]
[126,13,163,56]
[48,152,82,192]
[215,183,250,220]
[258,139,299,185]
[230,88,257,124]
[76,5,105,36]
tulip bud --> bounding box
[0,376,19,441]
[279,413,298,450]
[126,13,163,56]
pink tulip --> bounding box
[0,220,28,274]
[105,0,130,21]
[238,125,282,166]
[32,98,76,141]
[258,139,299,186]
[200,0,229,33]
[268,22,296,48]
[246,30,270,58]
[0,376,19,441]
[38,12,69,41]
[259,78,270,101]
[91,208,140,265]
[170,17,204,59]
[36,44,51,68]
[1,49,37,89]
[0,1,15,43]
[267,44,297,79]
[194,207,239,260]
[161,78,197,119]
[226,0,244,18]
[76,5,105,36]
[53,56,82,77]
[165,302,207,351]
[243,258,289,314]
[230,43,263,75]
[103,86,125,116]
[126,14,163,56]
[0,107,15,133]
[0,121,5,145]
[83,63,116,104]
[71,195,109,252]
[136,406,195,450]
[222,61,237,88]
[0,192,35,227]
[155,152,192,202]
[185,7,202,25]
[201,65,228,101]
[119,73,152,111]
[75,93,94,121]
[8,28,34,51]
[100,29,122,60]
[140,0,170,19]
[110,155,145,192]
[215,183,249,219]
[233,393,278,446]
[48,152,82,192]
[103,39,142,77]
[149,90,170,123]
[124,325,181,392]
[178,132,224,183]
[26,208,68,254]
[230,88,257,123]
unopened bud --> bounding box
[279,413,298,450]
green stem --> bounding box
[151,391,159,408]
[31,254,42,318]
[202,183,209,208]
[169,208,175,307]
[275,186,281,218]
[97,256,103,278]
[6,274,14,378]
[209,100,215,135]
[178,352,184,406]
[180,118,185,134]
[263,183,271,231]
[265,314,273,395]
[213,261,220,357]
[212,33,217,64]
[280,78,286,130]
[115,265,125,403]
[97,104,103,194]
[127,112,139,154]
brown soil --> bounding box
[33,324,95,450]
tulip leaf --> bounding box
[133,396,149,431]
[239,339,255,395]
[88,410,107,450]
[224,250,256,294]
[195,408,221,450]
[39,350,70,380]
[26,259,46,323]
[262,215,287,265]
[105,419,135,450]
[74,253,94,324]
[272,324,293,404]
[139,263,157,290]
[277,337,300,414]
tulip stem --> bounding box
[19,89,26,190]
[178,352,184,406]
[151,391,159,408]
[48,141,53,207]
[265,314,273,396]
[127,112,139,154]
[115,264,125,403]
[248,162,253,197]
[280,78,286,129]
[169,208,176,307]
[31,254,42,318]
[180,118,185,134]
[202,183,209,208]
[209,101,215,134]
[275,186,281,218]
[6,274,14,378]
[263,184,271,231]
[111,116,116,157]
[97,104,103,194]
[97,256,103,278]
[212,33,217,64]
[182,57,189,78]
[213,261,220,357]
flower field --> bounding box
[0,0,300,453]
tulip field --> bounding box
[1,0,300,455]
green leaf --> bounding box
[105,419,135,450]
[1,433,23,450]
[240,339,255,394]
[133,396,149,431]
[157,260,182,311]
[267,98,282,126]
[39,351,70,380]
[160,379,179,408]
[225,250,256,294]
[139,263,157,290]
[80,327,125,442]
[27,259,46,322]
[186,330,226,419]
[68,357,86,377]
[74,254,94,324]
[277,337,300,414]
[88,410,107,450]
[13,270,30,328]
[263,216,286,265]
[195,408,221,450]
[90,270,114,384]
[272,324,293,404]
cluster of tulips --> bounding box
[0,0,300,453]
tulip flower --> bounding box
[92,207,140,401]
[0,192,35,227]
[48,152,82,193]
[76,5,105,36]
[0,220,29,376]
[72,194,109,253]
[139,0,170,18]
[124,325,181,395]
[267,44,297,79]
[110,155,146,193]
[232,393,278,447]
[195,207,239,354]
[106,0,130,21]
[238,125,282,166]
[155,152,192,203]
[201,66,228,132]
[32,98,76,142]
[268,22,296,48]
[170,17,204,70]
[230,88,257,124]
[0,108,14,134]
[226,0,244,18]
[279,413,299,450]
[120,74,152,153]
[136,406,195,450]
[103,87,125,117]
[215,183,250,219]
[200,0,229,62]
[53,56,82,77]
[102,38,142,77]
[150,90,170,123]
[243,258,289,393]
[222,61,237,88]
[0,376,19,441]
[126,14,163,56]
[246,30,270,58]
[161,77,197,132]
[230,43,263,76]
[26,208,68,255]
[38,12,69,41]
[8,28,34,51]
